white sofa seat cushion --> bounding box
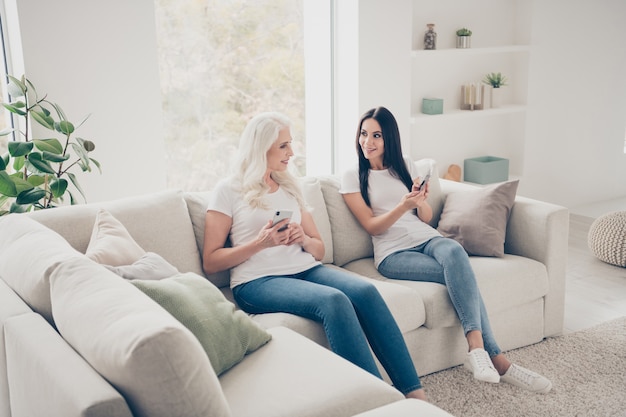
[50,256,231,417]
[4,313,133,417]
[344,255,548,330]
[0,215,82,323]
[352,399,454,417]
[219,326,404,417]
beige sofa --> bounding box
[0,163,568,417]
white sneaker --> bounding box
[501,364,552,393]
[464,348,500,383]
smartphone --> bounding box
[417,173,431,191]
[271,210,293,232]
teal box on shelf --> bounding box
[422,98,443,115]
[464,156,509,184]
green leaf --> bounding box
[42,151,70,163]
[8,141,34,157]
[7,75,26,98]
[0,156,5,171]
[71,142,90,168]
[25,152,56,174]
[11,172,36,194]
[27,174,46,187]
[0,128,16,136]
[49,178,68,198]
[57,120,75,135]
[76,137,96,152]
[9,201,32,214]
[1,103,27,116]
[0,171,18,196]
[34,138,63,154]
[31,111,56,130]
[67,172,86,202]
[16,187,46,204]
[89,157,102,174]
[12,155,24,171]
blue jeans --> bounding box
[232,264,422,394]
[378,237,502,357]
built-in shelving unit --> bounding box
[410,0,531,178]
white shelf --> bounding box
[411,104,526,123]
[411,45,530,58]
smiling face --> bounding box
[359,118,385,169]
[266,127,294,173]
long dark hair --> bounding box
[356,107,413,207]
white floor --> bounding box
[570,196,626,219]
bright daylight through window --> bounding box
[155,0,306,192]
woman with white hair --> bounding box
[202,112,427,401]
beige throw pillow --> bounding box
[85,209,146,266]
[437,180,519,257]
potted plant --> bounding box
[482,72,508,108]
[0,75,101,216]
[456,28,472,49]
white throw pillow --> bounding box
[105,252,179,280]
[85,209,146,267]
[50,257,231,417]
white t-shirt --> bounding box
[340,156,442,267]
[207,178,320,288]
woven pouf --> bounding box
[587,211,626,267]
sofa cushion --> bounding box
[183,191,231,288]
[321,159,443,267]
[27,190,205,277]
[219,326,404,417]
[85,209,146,266]
[325,263,426,333]
[50,257,231,417]
[105,252,180,280]
[0,214,81,323]
[4,313,133,417]
[319,175,373,266]
[131,273,271,376]
[437,180,519,257]
[300,176,334,264]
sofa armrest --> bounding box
[4,313,133,417]
[504,196,569,337]
[439,179,569,337]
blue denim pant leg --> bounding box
[378,237,501,357]
[233,265,422,394]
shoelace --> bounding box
[508,365,536,386]
[472,350,496,373]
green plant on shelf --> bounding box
[456,28,472,36]
[0,75,101,216]
[482,72,508,88]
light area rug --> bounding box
[421,317,626,417]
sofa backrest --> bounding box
[183,176,335,288]
[25,190,204,277]
[319,159,444,267]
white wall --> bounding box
[523,0,626,208]
[9,0,626,210]
[13,0,166,203]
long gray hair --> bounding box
[234,112,306,210]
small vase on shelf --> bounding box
[482,72,508,108]
[424,24,437,50]
[490,87,501,108]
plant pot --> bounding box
[456,36,471,48]
[490,87,502,108]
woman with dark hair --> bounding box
[340,106,552,394]
[203,111,427,401]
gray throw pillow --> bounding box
[437,180,519,257]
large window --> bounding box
[155,0,309,192]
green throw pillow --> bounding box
[131,272,271,375]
